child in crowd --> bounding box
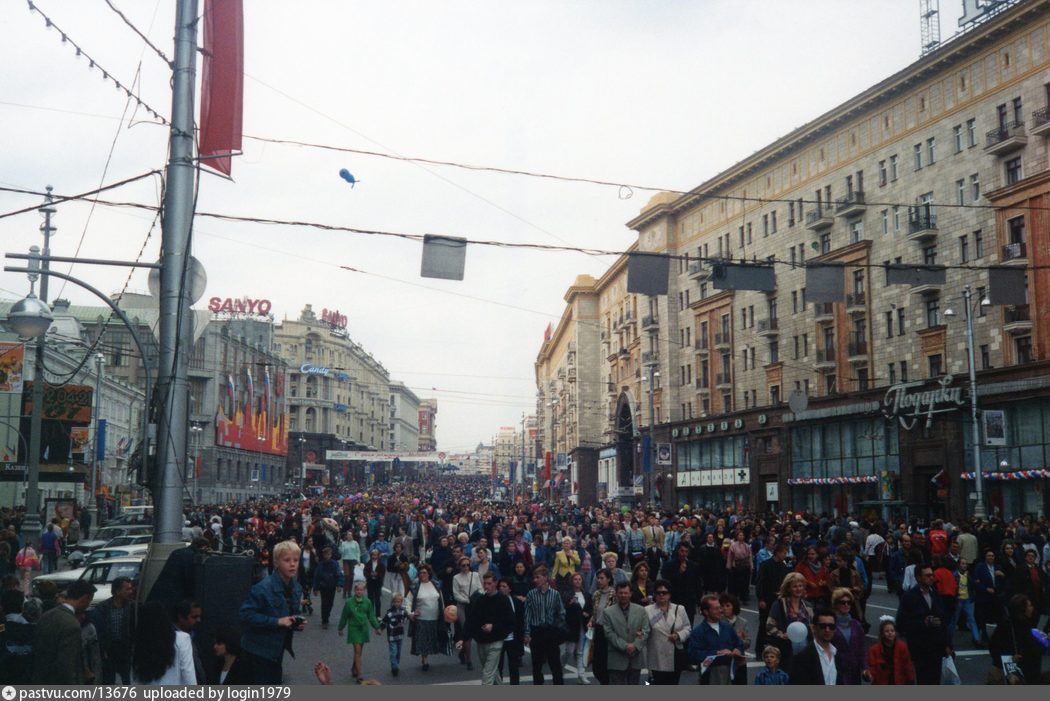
[338,580,382,683]
[753,645,789,685]
[380,593,410,677]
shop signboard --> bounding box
[883,375,964,430]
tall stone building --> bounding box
[542,0,1050,519]
[274,304,391,490]
[417,399,438,451]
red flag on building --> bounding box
[543,323,552,342]
[544,451,552,481]
[199,0,244,175]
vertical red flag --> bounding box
[199,0,244,176]
[544,451,552,482]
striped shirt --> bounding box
[523,586,565,637]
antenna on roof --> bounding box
[920,0,941,56]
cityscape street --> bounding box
[2,0,1050,688]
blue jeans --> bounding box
[388,639,403,669]
[43,551,58,574]
[950,598,981,643]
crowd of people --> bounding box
[2,478,1050,685]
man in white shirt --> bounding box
[789,608,844,685]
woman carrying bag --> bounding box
[644,579,692,685]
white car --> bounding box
[76,525,153,553]
[33,556,145,607]
[85,543,152,567]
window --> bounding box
[1016,336,1033,364]
[881,209,889,235]
[927,137,936,165]
[820,232,831,254]
[913,143,923,170]
[889,154,899,180]
[956,179,966,205]
[763,214,769,237]
[976,286,987,317]
[923,245,937,265]
[1005,157,1022,185]
[893,206,901,233]
[790,247,797,265]
[959,235,969,263]
[970,173,980,201]
[771,211,777,233]
[770,386,780,405]
[857,368,870,391]
[852,270,865,294]
[825,373,837,395]
[980,344,990,370]
[793,335,800,359]
[925,298,941,327]
[966,118,977,147]
[738,226,745,248]
[791,291,798,313]
[1012,96,1023,125]
[768,340,779,364]
[885,311,893,338]
[953,125,963,153]
[878,160,887,186]
[888,363,896,385]
[897,308,906,335]
[1008,216,1026,244]
[974,230,984,258]
[788,202,795,227]
[802,333,809,357]
[928,354,943,377]
[900,361,908,382]
[747,223,752,244]
[997,103,1008,130]
[849,219,863,244]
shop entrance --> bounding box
[912,465,947,523]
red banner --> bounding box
[199,0,244,175]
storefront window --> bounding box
[791,419,899,478]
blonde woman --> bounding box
[551,537,580,592]
[764,571,813,668]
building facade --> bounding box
[542,0,1050,520]
[274,304,392,491]
[418,399,438,451]
[389,382,421,452]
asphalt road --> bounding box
[280,576,1000,685]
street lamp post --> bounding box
[8,189,57,549]
[642,366,660,507]
[944,285,990,520]
[189,423,203,505]
[297,435,306,497]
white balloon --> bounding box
[786,621,809,644]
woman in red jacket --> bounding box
[863,618,915,685]
[793,546,829,606]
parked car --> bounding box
[32,556,145,606]
[75,525,153,553]
[85,543,151,567]
[99,534,154,549]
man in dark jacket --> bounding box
[896,565,952,685]
[789,608,846,684]
[32,579,96,683]
[90,577,136,683]
[754,543,791,652]
[660,543,702,623]
[311,546,343,630]
[147,538,210,610]
[467,571,515,684]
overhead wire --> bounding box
[23,1,169,125]
[101,0,173,68]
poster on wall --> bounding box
[982,410,1006,446]
[656,443,672,465]
[0,343,25,394]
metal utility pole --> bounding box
[22,188,57,549]
[87,352,104,531]
[962,286,987,520]
[154,0,199,543]
[520,412,526,502]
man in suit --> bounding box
[32,579,97,683]
[601,581,650,685]
[896,565,952,685]
[789,607,846,685]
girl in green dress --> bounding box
[338,580,382,682]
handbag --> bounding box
[940,655,961,685]
[671,605,689,672]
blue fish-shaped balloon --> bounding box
[339,168,357,187]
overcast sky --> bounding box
[0,1,972,452]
